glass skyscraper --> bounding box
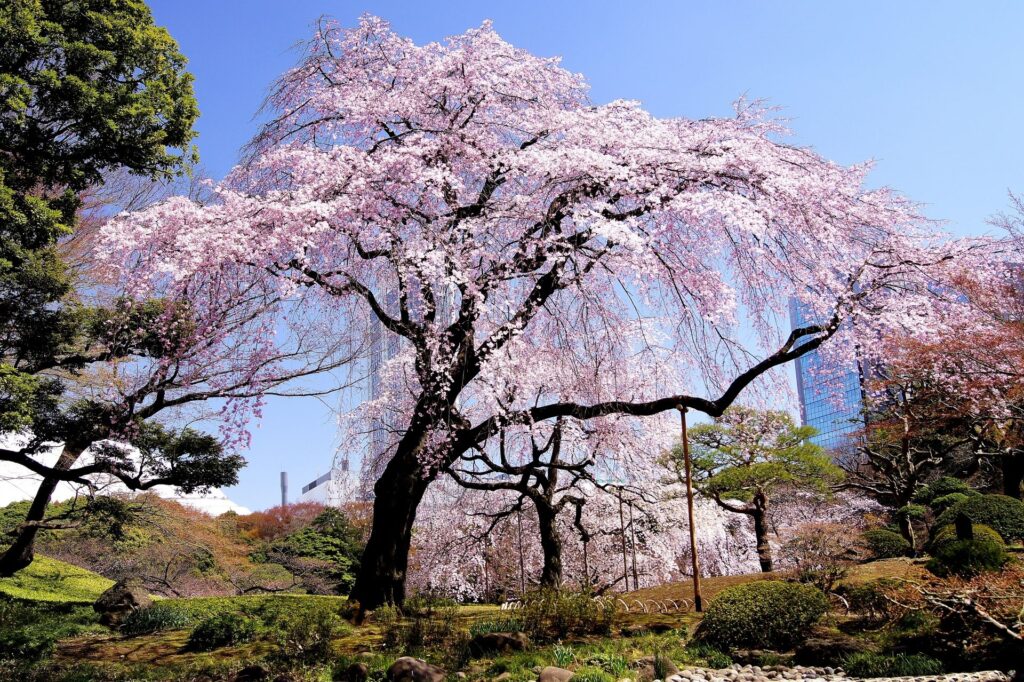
[789,299,866,458]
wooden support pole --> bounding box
[618,488,629,591]
[678,405,704,612]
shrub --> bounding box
[269,603,342,663]
[551,643,576,668]
[653,650,677,680]
[374,604,403,649]
[520,589,614,641]
[914,477,975,505]
[932,494,1024,543]
[861,529,912,559]
[842,652,944,677]
[120,603,192,636]
[403,593,459,614]
[841,579,905,622]
[782,523,859,593]
[926,524,1007,578]
[693,580,828,651]
[681,644,733,669]
[896,504,927,521]
[930,522,1005,549]
[375,600,462,653]
[469,616,524,637]
[587,651,629,677]
[186,612,258,651]
[929,492,970,513]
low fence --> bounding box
[499,595,692,614]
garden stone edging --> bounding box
[658,665,1013,682]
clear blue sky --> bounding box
[146,0,1024,511]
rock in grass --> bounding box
[468,631,530,657]
[339,662,369,682]
[230,665,268,682]
[635,654,680,681]
[93,578,152,627]
[538,667,574,682]
[386,656,446,682]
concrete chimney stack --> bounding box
[280,471,288,507]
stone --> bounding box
[538,666,575,682]
[386,656,446,682]
[495,673,513,682]
[635,654,680,682]
[468,631,530,657]
[339,662,369,682]
[93,577,152,627]
[231,666,269,682]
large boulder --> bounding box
[538,667,574,682]
[468,631,530,657]
[386,657,446,682]
[93,578,152,627]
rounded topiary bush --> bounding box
[913,477,975,505]
[931,494,1024,543]
[926,523,1007,578]
[693,580,829,651]
[186,612,257,651]
[929,492,971,513]
[929,522,1004,549]
[861,528,912,559]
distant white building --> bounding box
[0,440,250,516]
[298,449,361,506]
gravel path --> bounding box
[663,665,1013,682]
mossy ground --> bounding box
[0,556,952,681]
[0,555,114,603]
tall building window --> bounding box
[790,299,866,460]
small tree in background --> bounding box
[663,406,843,572]
[841,370,974,551]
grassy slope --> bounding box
[623,557,929,603]
[42,559,936,676]
[0,555,114,603]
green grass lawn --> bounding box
[0,555,113,603]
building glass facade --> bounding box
[790,299,866,458]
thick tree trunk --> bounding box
[536,503,563,589]
[0,447,80,577]
[752,493,773,573]
[349,438,433,610]
[1001,453,1024,499]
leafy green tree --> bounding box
[1,0,198,399]
[0,0,206,575]
[266,508,364,594]
[662,406,843,572]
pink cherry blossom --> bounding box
[103,15,965,607]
